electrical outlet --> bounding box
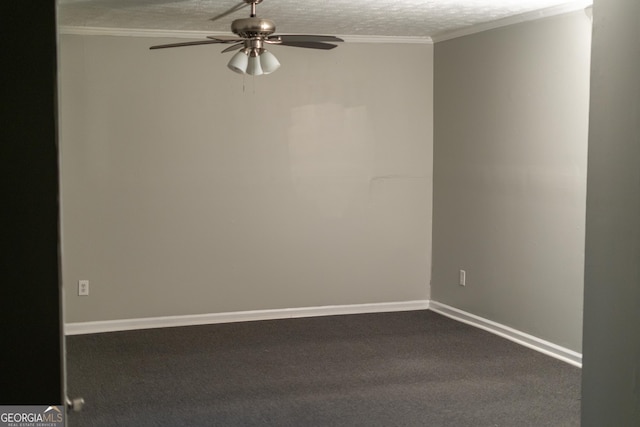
[78,280,89,296]
[459,270,466,287]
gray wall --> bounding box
[59,35,433,323]
[432,12,591,352]
[582,0,640,423]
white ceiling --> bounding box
[58,0,592,40]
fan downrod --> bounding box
[244,0,264,18]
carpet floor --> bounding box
[66,310,581,426]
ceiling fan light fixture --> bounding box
[246,51,264,76]
[259,49,280,74]
[227,50,249,74]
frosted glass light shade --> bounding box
[227,51,249,74]
[260,50,280,74]
[246,55,263,76]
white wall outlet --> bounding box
[78,280,89,296]
[459,270,466,286]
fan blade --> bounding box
[221,43,245,53]
[270,41,339,50]
[271,35,344,43]
[206,35,245,43]
[209,1,247,22]
[150,40,225,50]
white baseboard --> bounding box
[64,300,430,336]
[65,299,582,368]
[429,301,582,368]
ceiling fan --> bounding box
[149,0,344,76]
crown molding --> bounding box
[431,0,593,43]
[58,26,227,39]
[57,26,432,44]
[338,34,432,44]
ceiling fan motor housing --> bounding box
[231,17,276,38]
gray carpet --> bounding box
[65,310,580,426]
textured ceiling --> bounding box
[58,0,591,39]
